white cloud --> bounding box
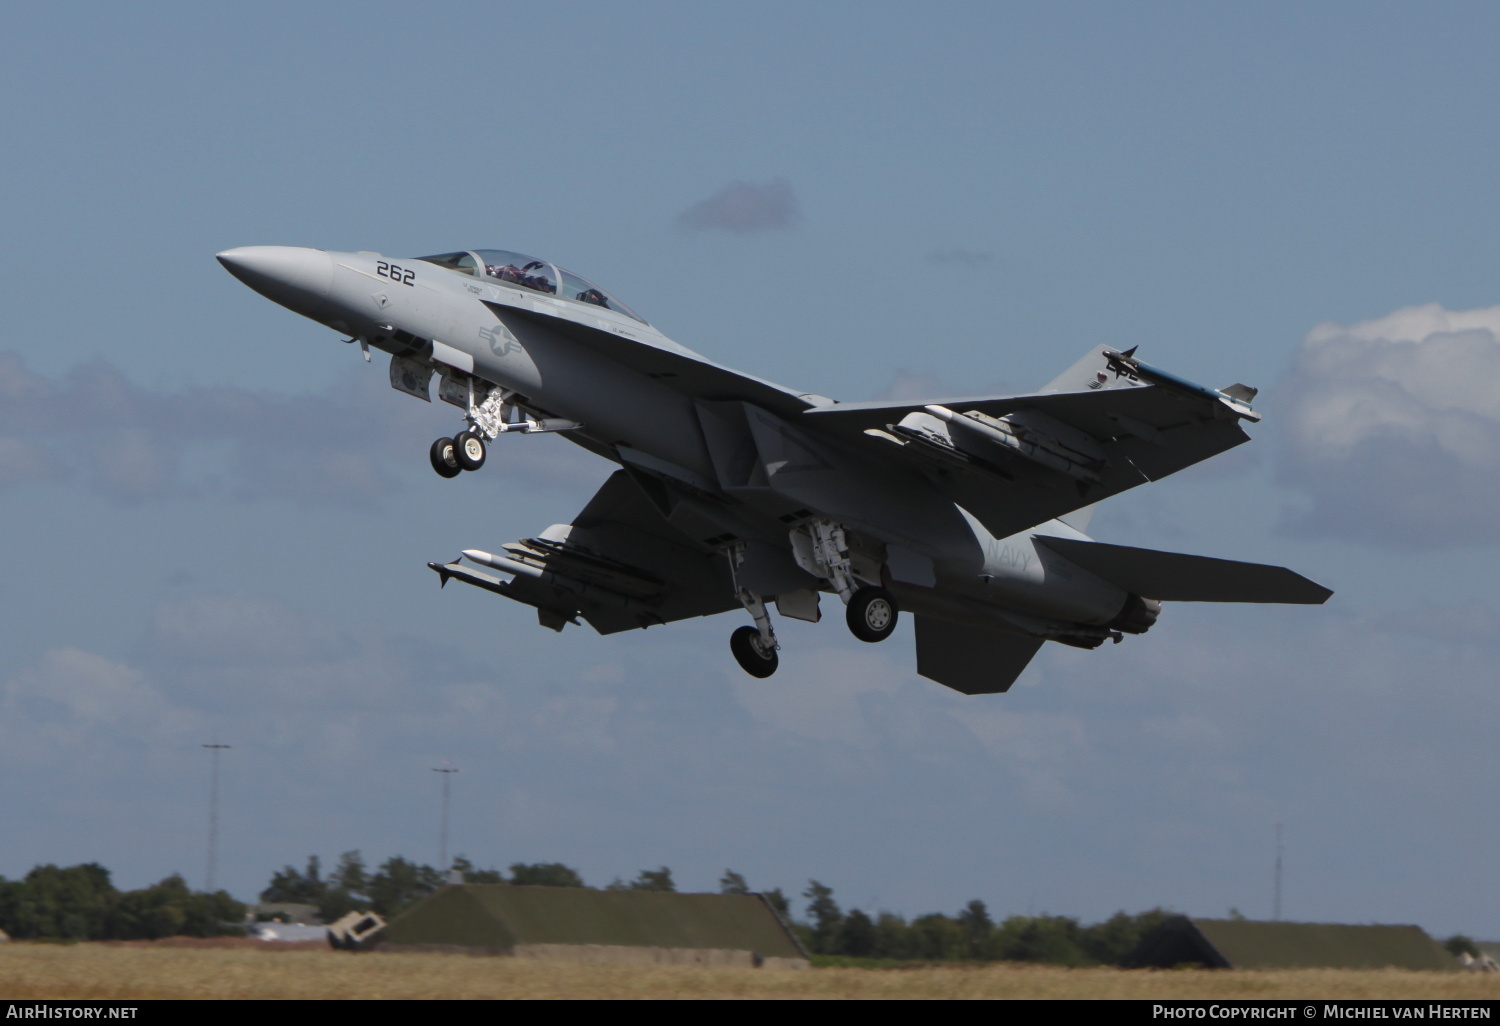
[149,594,323,666]
[89,428,181,501]
[9,648,154,721]
[1275,302,1500,545]
[0,435,56,487]
[1305,303,1500,347]
[0,352,601,508]
[956,706,1090,806]
[578,662,625,685]
[0,648,201,762]
[0,354,67,489]
[678,179,801,233]
[877,370,946,402]
[1367,601,1500,643]
[730,645,904,745]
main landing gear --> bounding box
[724,530,901,680]
[727,545,783,678]
[730,625,778,678]
[846,585,898,643]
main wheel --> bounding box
[429,437,462,478]
[846,586,898,643]
[454,431,487,471]
[730,625,779,678]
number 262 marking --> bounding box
[377,262,415,286]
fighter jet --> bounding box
[217,245,1331,694]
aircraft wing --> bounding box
[799,348,1256,540]
[797,383,1184,436]
[430,470,739,634]
[490,304,819,419]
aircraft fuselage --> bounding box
[217,245,1328,694]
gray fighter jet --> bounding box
[218,245,1331,694]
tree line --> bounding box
[1,853,1165,964]
[792,880,1168,965]
[260,852,677,922]
[0,864,243,941]
[6,855,1478,968]
[260,852,1169,965]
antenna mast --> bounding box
[432,766,459,869]
[202,743,231,892]
[1273,822,1283,921]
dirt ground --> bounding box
[2,943,1500,1000]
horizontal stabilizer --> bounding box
[914,616,1044,695]
[1035,537,1333,604]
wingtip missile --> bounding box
[1101,348,1261,422]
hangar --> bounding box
[1130,916,1456,971]
[377,884,808,968]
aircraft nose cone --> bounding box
[217,246,335,315]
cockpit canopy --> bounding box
[417,249,646,324]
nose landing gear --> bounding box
[430,430,488,476]
[430,384,505,478]
[428,380,581,478]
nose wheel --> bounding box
[430,432,486,477]
[429,437,462,478]
[730,625,779,678]
[455,431,486,471]
[846,586,898,642]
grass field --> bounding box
[2,943,1500,1000]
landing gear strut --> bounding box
[429,379,582,478]
[790,518,900,643]
[430,384,505,478]
[727,543,781,678]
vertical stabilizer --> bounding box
[1056,503,1099,533]
[914,617,1044,694]
[1039,344,1148,395]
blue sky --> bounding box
[4,1,1500,936]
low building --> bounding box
[379,885,808,968]
[249,921,329,943]
[1131,916,1457,971]
[1468,943,1500,973]
[252,902,321,924]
